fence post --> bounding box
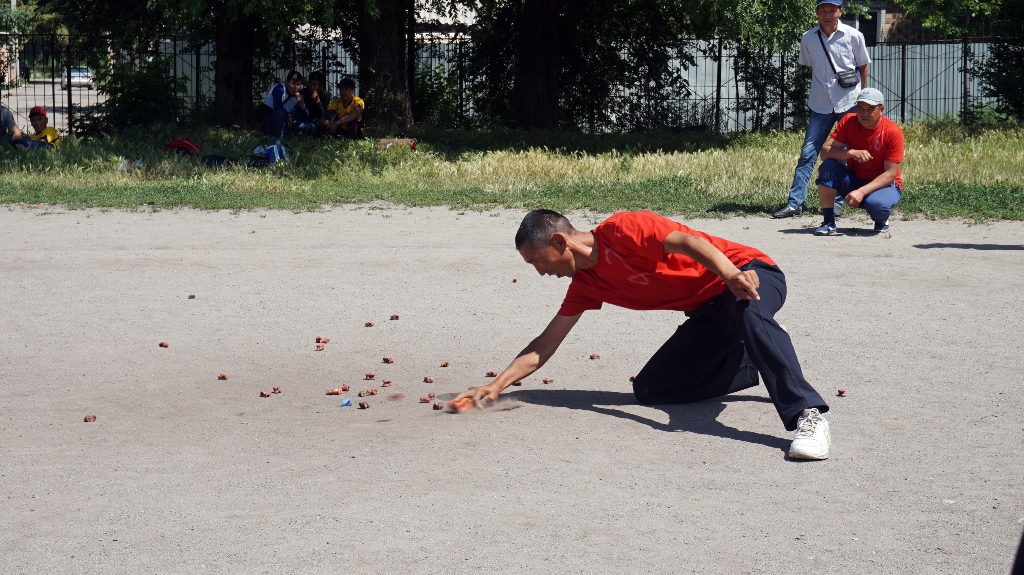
[961,37,970,123]
[50,34,56,119]
[407,0,416,120]
[173,36,178,102]
[457,38,464,129]
[195,44,201,104]
[714,38,723,132]
[900,42,907,123]
[66,42,73,133]
[779,51,786,130]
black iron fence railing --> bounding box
[0,32,997,136]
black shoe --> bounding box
[772,206,802,219]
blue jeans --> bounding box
[10,138,54,150]
[786,108,855,210]
[261,108,316,138]
[815,158,902,224]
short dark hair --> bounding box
[337,77,356,91]
[515,210,574,250]
[285,70,303,83]
[307,71,326,86]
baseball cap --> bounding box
[856,88,885,106]
[29,106,47,118]
[817,0,843,6]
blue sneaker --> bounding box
[873,219,890,233]
[814,222,841,236]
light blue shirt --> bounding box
[799,22,871,114]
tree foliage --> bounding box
[894,0,1004,36]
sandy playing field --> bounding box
[1,206,1022,574]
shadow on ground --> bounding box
[913,242,1024,250]
[507,389,789,453]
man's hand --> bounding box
[846,189,866,208]
[847,149,872,163]
[723,269,760,301]
[456,382,503,406]
[450,313,581,409]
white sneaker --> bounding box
[789,408,830,460]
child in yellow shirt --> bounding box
[324,78,365,139]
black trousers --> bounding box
[631,259,828,431]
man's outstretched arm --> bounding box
[459,312,582,404]
[663,231,760,301]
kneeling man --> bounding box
[458,209,832,460]
[814,88,904,235]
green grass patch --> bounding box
[1,122,1021,219]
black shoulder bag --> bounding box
[817,30,860,88]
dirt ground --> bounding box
[1,205,1022,574]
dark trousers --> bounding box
[261,107,289,139]
[631,259,828,431]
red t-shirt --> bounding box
[830,114,905,189]
[557,211,776,316]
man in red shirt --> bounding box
[813,87,904,235]
[458,210,832,460]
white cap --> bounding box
[857,88,884,106]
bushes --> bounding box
[977,40,1024,122]
[74,56,188,135]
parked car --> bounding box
[61,67,94,89]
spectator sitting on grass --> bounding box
[324,78,365,139]
[1,95,25,144]
[255,70,314,138]
[293,71,329,135]
[12,106,60,150]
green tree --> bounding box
[39,0,414,127]
[893,0,1004,35]
[457,0,818,131]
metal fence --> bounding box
[0,32,998,136]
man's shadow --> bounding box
[504,389,790,454]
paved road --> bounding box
[0,207,1021,574]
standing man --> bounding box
[458,210,833,460]
[772,0,870,219]
[813,88,903,235]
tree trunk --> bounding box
[214,10,258,125]
[515,0,560,129]
[358,0,414,128]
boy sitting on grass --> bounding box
[11,107,60,150]
[1,96,24,144]
[324,78,365,139]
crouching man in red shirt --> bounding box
[457,209,831,459]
